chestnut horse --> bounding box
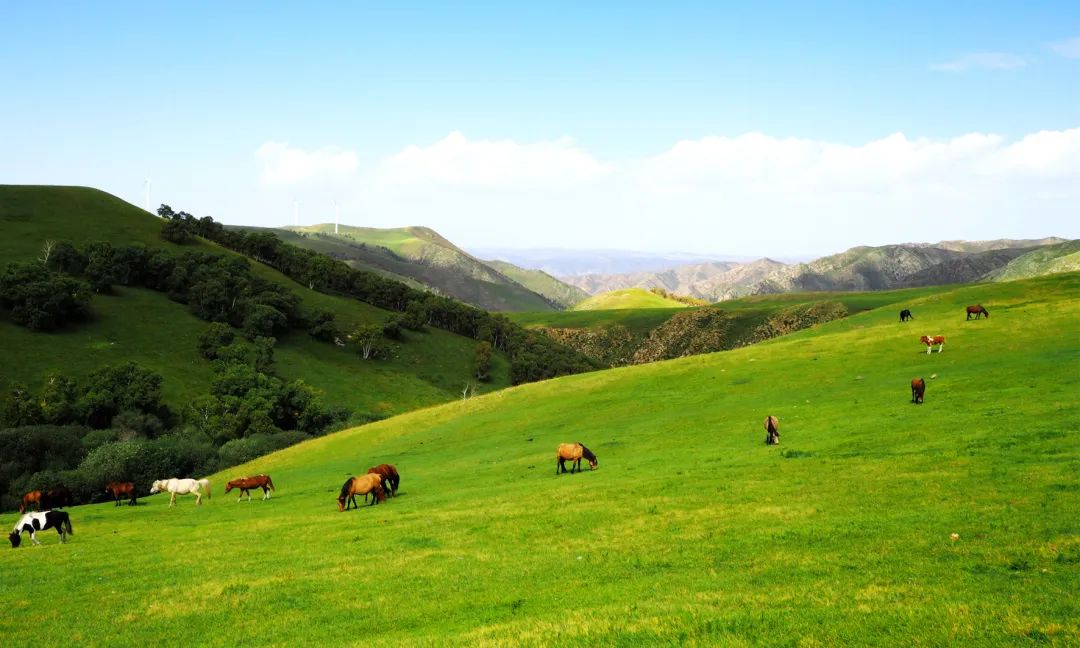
[911,378,926,404]
[920,335,945,354]
[337,474,385,511]
[556,443,597,474]
[764,415,780,445]
[224,474,276,502]
[366,464,400,500]
[105,481,137,506]
[18,487,72,513]
[966,304,989,320]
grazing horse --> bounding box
[9,511,72,547]
[150,478,211,506]
[911,378,926,404]
[920,335,946,354]
[966,304,989,320]
[18,487,72,513]
[764,415,780,445]
[337,474,385,511]
[105,481,137,506]
[224,474,276,502]
[556,443,598,474]
[900,309,914,322]
[366,464,400,500]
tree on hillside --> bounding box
[352,324,386,360]
[473,341,493,382]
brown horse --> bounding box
[911,378,926,404]
[337,474,385,511]
[105,482,137,506]
[18,487,72,513]
[556,443,597,474]
[764,415,780,445]
[224,474,276,502]
[966,304,989,320]
[366,464,400,500]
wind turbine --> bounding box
[293,199,299,227]
[144,177,152,213]
[334,200,339,234]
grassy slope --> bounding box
[285,224,556,312]
[484,260,590,309]
[0,186,509,415]
[573,288,690,311]
[512,285,945,339]
[985,239,1080,282]
[2,273,1077,645]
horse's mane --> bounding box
[578,443,596,462]
[337,477,355,500]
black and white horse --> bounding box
[9,510,73,547]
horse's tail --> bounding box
[266,475,276,491]
[61,511,73,536]
[200,479,211,499]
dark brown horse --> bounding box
[366,464,400,500]
[105,482,137,506]
[556,443,597,474]
[764,415,780,445]
[966,304,989,320]
[224,474,276,502]
[900,309,914,322]
[18,487,72,513]
[337,474,385,511]
[911,378,926,404]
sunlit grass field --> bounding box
[1,273,1077,646]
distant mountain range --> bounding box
[240,223,1074,312]
[560,237,1072,301]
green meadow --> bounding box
[1,273,1078,646]
[573,288,692,311]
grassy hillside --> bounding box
[283,224,557,312]
[573,288,690,311]
[3,272,1076,644]
[985,239,1080,282]
[0,186,510,416]
[484,259,589,309]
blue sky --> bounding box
[2,2,1078,257]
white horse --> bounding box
[150,478,212,506]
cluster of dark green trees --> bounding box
[156,206,597,384]
[0,353,348,511]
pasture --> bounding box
[1,273,1078,646]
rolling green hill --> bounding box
[0,186,510,417]
[985,239,1080,282]
[572,288,691,310]
[1,272,1076,644]
[281,224,559,312]
[484,259,590,309]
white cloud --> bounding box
[1049,35,1080,58]
[255,141,359,186]
[378,131,610,187]
[931,52,1028,72]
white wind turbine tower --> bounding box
[144,177,152,213]
[334,200,339,234]
[293,199,299,227]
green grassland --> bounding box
[2,272,1076,645]
[573,288,692,311]
[0,186,510,415]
